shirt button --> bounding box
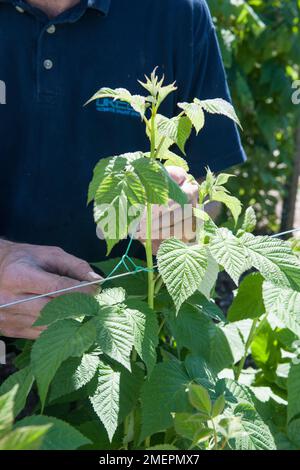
[43,59,53,70]
[47,25,56,34]
[15,6,24,13]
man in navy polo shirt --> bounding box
[0,0,246,339]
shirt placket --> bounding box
[12,0,90,104]
[36,22,60,104]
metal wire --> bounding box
[270,227,300,238]
[0,225,300,310]
[0,265,158,309]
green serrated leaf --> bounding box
[118,363,145,423]
[184,355,217,391]
[132,157,169,204]
[251,322,282,373]
[93,306,134,371]
[96,287,126,306]
[228,273,265,322]
[89,154,134,205]
[212,395,225,418]
[86,87,147,118]
[241,207,257,233]
[263,281,300,336]
[0,425,50,450]
[15,415,90,450]
[188,384,212,415]
[167,304,233,372]
[232,403,276,450]
[287,418,300,447]
[94,167,145,254]
[89,361,120,442]
[216,379,254,407]
[0,367,34,417]
[140,360,190,441]
[287,364,300,423]
[210,229,300,289]
[197,253,219,299]
[177,101,205,134]
[163,151,189,172]
[163,168,189,206]
[157,239,208,313]
[34,293,100,327]
[197,98,242,129]
[87,156,114,204]
[209,228,250,285]
[31,319,96,407]
[173,412,205,441]
[157,82,177,107]
[0,386,17,438]
[157,115,192,155]
[215,173,234,186]
[124,300,159,375]
[221,322,246,363]
[211,189,242,224]
[241,233,300,290]
[187,291,226,323]
[49,352,100,402]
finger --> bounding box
[0,311,45,330]
[8,265,99,296]
[0,296,49,317]
[40,247,102,282]
[165,166,187,185]
[0,327,43,340]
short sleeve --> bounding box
[178,2,247,177]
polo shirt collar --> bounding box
[87,0,111,16]
[0,0,111,16]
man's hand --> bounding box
[0,240,101,340]
[136,166,199,254]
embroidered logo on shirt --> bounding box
[0,80,6,105]
[95,97,139,117]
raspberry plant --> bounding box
[1,71,300,450]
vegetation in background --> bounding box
[208,0,300,230]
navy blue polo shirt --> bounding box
[0,0,246,262]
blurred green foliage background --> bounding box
[207,0,300,230]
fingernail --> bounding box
[87,271,102,281]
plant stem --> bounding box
[158,317,166,335]
[145,436,151,448]
[210,418,218,450]
[123,415,129,450]
[132,349,137,362]
[144,105,157,310]
[145,202,154,309]
[155,136,166,159]
[234,318,258,381]
[150,106,156,156]
[154,274,164,295]
[219,437,228,451]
